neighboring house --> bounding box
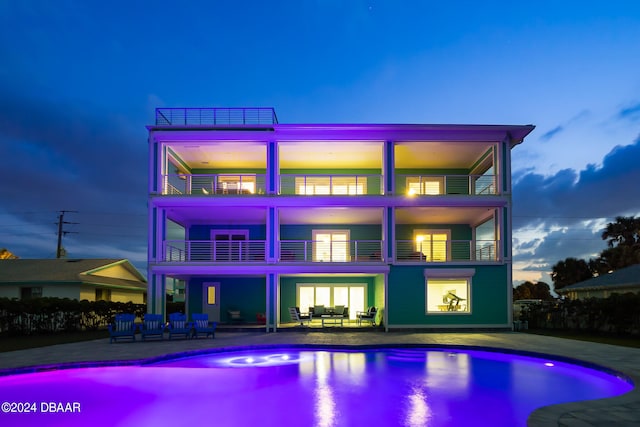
[557,264,640,300]
[147,107,534,331]
[0,259,147,303]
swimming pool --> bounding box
[0,346,632,427]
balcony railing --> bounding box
[280,175,383,195]
[280,240,383,262]
[155,107,278,126]
[395,240,498,262]
[397,174,497,195]
[162,174,266,195]
[163,240,266,262]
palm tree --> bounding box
[601,216,640,248]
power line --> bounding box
[56,210,78,258]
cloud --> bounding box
[0,89,148,264]
[540,125,564,141]
[617,102,640,121]
[512,135,640,282]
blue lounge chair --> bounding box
[168,312,192,340]
[140,313,165,341]
[108,313,137,343]
[191,313,217,339]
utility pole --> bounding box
[56,210,78,258]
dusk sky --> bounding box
[1,1,639,288]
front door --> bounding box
[202,282,221,322]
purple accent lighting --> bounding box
[0,348,632,427]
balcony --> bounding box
[163,240,266,262]
[162,174,266,195]
[395,240,498,262]
[397,174,497,196]
[280,175,383,195]
[155,107,278,126]
[279,240,383,262]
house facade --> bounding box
[0,259,147,303]
[147,107,534,331]
[557,263,640,300]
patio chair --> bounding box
[140,313,165,341]
[288,306,311,326]
[191,313,217,339]
[108,313,137,343]
[167,312,192,340]
[356,307,377,326]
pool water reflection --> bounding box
[0,348,633,427]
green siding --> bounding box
[395,224,472,241]
[188,276,266,320]
[189,224,267,240]
[191,168,267,174]
[279,276,377,322]
[387,264,508,326]
[280,224,382,240]
[280,168,381,174]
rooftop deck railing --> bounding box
[163,240,267,262]
[395,240,498,262]
[155,107,278,126]
[397,174,497,195]
[280,174,383,195]
[162,174,266,195]
[279,240,383,262]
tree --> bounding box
[601,216,640,248]
[513,281,554,301]
[551,257,593,290]
[591,216,640,272]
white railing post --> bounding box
[353,240,357,262]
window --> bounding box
[211,230,249,261]
[424,269,474,314]
[475,217,497,260]
[295,176,366,195]
[297,284,366,320]
[95,288,112,301]
[406,176,443,196]
[313,230,350,262]
[217,175,256,194]
[414,230,450,261]
[207,285,216,305]
[20,287,42,299]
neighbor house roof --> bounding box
[0,259,147,291]
[557,263,640,293]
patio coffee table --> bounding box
[320,315,344,327]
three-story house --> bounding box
[147,107,534,331]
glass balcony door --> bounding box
[211,230,248,261]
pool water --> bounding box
[0,347,632,427]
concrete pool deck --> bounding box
[0,331,638,427]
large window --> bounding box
[313,230,350,262]
[424,269,474,314]
[297,284,366,320]
[414,230,450,262]
[295,177,366,195]
[406,176,443,196]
